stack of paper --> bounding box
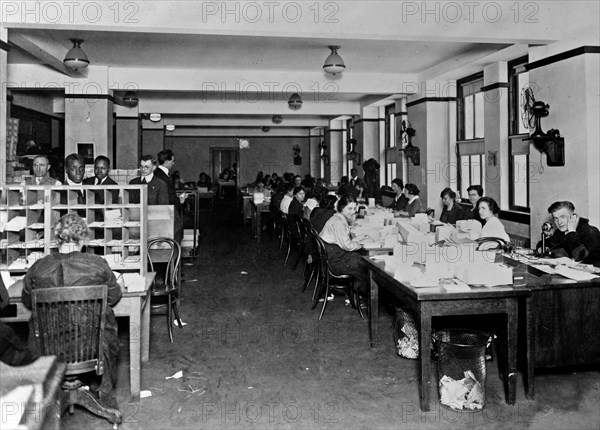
[122,273,146,292]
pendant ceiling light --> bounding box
[288,93,303,110]
[63,39,90,70]
[122,91,139,107]
[323,45,345,75]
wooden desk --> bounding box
[3,273,155,401]
[250,200,271,243]
[1,356,66,430]
[363,257,532,411]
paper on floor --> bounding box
[166,370,183,380]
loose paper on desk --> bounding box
[4,216,27,232]
[1,270,12,288]
[121,273,146,292]
[554,265,599,281]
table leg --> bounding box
[419,308,433,412]
[129,297,142,401]
[523,296,535,399]
[369,270,379,348]
[506,299,518,405]
[141,295,151,363]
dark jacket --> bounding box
[462,205,483,224]
[440,203,464,225]
[154,167,183,243]
[22,252,122,392]
[82,176,119,204]
[337,183,355,197]
[129,175,169,205]
[310,207,336,234]
[536,217,600,267]
[389,194,409,212]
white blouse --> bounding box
[480,216,510,242]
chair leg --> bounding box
[279,225,285,250]
[284,237,292,266]
[311,271,321,304]
[292,245,303,270]
[355,289,364,319]
[318,284,330,320]
[167,295,174,343]
[302,264,315,293]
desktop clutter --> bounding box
[353,207,515,290]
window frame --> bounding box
[384,104,397,184]
[507,56,531,212]
[456,72,485,199]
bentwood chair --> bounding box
[311,233,364,320]
[147,237,183,343]
[31,285,122,428]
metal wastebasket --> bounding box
[433,329,490,411]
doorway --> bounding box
[210,147,239,200]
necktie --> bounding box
[36,178,41,185]
[96,179,100,185]
[141,177,147,184]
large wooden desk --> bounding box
[363,257,532,411]
[3,273,155,401]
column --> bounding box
[0,26,8,185]
[482,62,509,206]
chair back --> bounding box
[31,285,108,376]
[147,237,182,292]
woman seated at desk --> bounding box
[197,172,213,190]
[319,194,369,296]
[310,195,338,233]
[394,183,424,218]
[477,197,510,242]
[439,187,464,225]
[21,214,122,408]
[389,178,409,211]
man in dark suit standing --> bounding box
[64,153,86,204]
[155,150,183,244]
[83,156,119,203]
[129,155,169,205]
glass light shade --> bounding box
[149,113,162,122]
[323,46,345,75]
[63,39,89,70]
[288,93,302,110]
[165,124,175,132]
[122,91,139,107]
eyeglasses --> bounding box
[139,165,153,170]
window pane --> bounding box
[474,92,485,138]
[342,129,347,176]
[460,155,470,197]
[464,96,474,140]
[517,72,530,134]
[513,154,528,207]
[470,155,481,186]
[388,113,395,148]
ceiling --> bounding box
[5,1,590,130]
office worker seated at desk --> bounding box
[394,183,424,218]
[319,194,369,295]
[288,187,306,218]
[537,201,600,267]
[337,176,355,197]
[279,184,295,214]
[129,155,169,205]
[477,197,509,242]
[21,214,122,408]
[82,156,119,204]
[463,185,484,224]
[389,178,409,211]
[439,187,463,224]
[197,172,213,189]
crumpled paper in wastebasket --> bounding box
[439,370,484,410]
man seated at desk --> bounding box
[22,214,122,408]
[537,201,600,267]
[65,153,86,204]
[32,155,61,185]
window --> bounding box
[341,122,348,177]
[346,118,354,174]
[457,141,485,199]
[457,73,485,198]
[384,104,397,183]
[508,56,530,211]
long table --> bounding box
[250,200,271,243]
[363,257,533,412]
[3,273,155,401]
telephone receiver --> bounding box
[475,237,509,251]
